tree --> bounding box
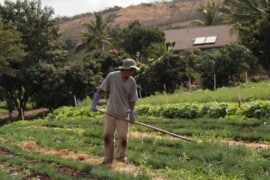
[146,42,170,60]
[77,12,111,53]
[63,58,103,101]
[215,44,257,86]
[221,0,270,70]
[0,0,65,115]
[192,50,219,89]
[222,0,269,25]
[0,18,26,114]
[255,7,270,70]
[239,7,270,70]
[192,44,258,89]
[94,52,126,77]
[27,59,102,108]
[192,0,223,26]
[120,21,165,59]
[27,62,68,108]
[0,19,26,76]
[136,54,187,96]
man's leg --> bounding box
[116,117,129,162]
[103,115,116,163]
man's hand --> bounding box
[129,110,136,122]
[91,92,100,112]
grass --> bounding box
[137,80,270,105]
[0,109,269,179]
[0,139,146,179]
[77,80,270,107]
[0,80,269,179]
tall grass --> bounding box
[137,80,270,105]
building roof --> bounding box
[164,25,238,51]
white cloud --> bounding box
[0,0,172,17]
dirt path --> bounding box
[0,108,49,123]
[0,144,96,179]
[129,131,270,150]
[17,132,269,180]
[2,124,269,179]
[23,125,270,150]
[1,137,143,178]
[18,140,165,179]
[2,109,269,151]
[224,140,270,150]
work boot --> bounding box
[116,157,128,164]
[100,160,112,165]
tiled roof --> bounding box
[164,25,238,51]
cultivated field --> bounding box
[0,80,269,179]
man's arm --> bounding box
[91,88,104,112]
[129,101,135,111]
[129,101,136,121]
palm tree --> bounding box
[191,0,223,26]
[221,0,269,24]
[221,0,270,70]
[77,12,111,52]
[146,42,170,60]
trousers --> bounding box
[103,114,129,162]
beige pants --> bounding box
[103,114,129,163]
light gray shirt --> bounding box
[99,71,138,115]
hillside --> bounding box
[59,0,219,46]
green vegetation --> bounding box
[0,101,7,114]
[0,79,269,178]
[0,143,145,179]
[138,80,270,105]
[1,0,270,113]
[1,78,270,178]
[0,105,269,179]
[137,100,270,119]
[0,1,270,178]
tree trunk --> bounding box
[213,73,216,91]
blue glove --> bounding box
[91,93,100,112]
[129,110,136,122]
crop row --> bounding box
[45,100,270,120]
[136,100,270,119]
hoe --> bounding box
[97,109,195,143]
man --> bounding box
[91,58,140,164]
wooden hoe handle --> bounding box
[97,109,195,142]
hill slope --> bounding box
[59,0,219,45]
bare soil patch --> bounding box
[17,141,164,179]
[130,131,270,150]
[5,123,270,152]
[20,140,38,151]
[0,144,94,179]
[16,127,270,152]
[224,140,270,150]
[38,147,139,174]
[0,108,50,124]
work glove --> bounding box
[129,110,136,122]
[91,92,100,112]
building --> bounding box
[164,25,238,52]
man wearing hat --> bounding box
[91,58,140,164]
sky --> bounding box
[0,0,171,17]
